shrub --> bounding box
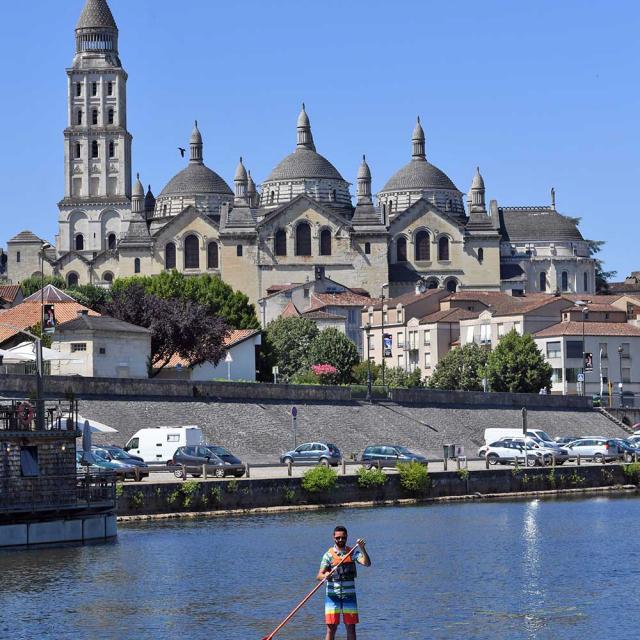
[302,466,338,493]
[397,460,430,493]
[290,368,321,385]
[226,479,239,493]
[622,462,640,483]
[181,480,201,508]
[357,466,387,489]
[128,490,145,509]
[115,484,124,498]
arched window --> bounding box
[561,271,568,292]
[415,231,430,261]
[438,236,450,261]
[165,242,176,270]
[91,82,97,96]
[207,242,219,269]
[75,143,81,159]
[134,258,141,274]
[92,140,99,158]
[75,234,84,251]
[107,81,113,96]
[274,229,287,256]
[67,272,79,287]
[77,109,83,125]
[295,222,311,256]
[108,141,115,158]
[540,272,547,292]
[163,204,168,215]
[583,272,588,292]
[388,200,393,214]
[92,109,98,125]
[364,242,371,255]
[320,229,332,256]
[103,272,113,284]
[396,237,407,262]
[426,278,439,289]
[478,248,484,263]
[446,279,458,293]
[184,235,199,269]
[107,233,116,250]
[269,191,275,204]
[108,109,114,125]
[330,189,337,202]
[76,83,82,97]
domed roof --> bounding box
[471,166,485,190]
[77,0,117,30]
[381,158,458,193]
[265,148,345,182]
[234,157,248,182]
[358,155,371,180]
[132,173,145,197]
[159,163,232,197]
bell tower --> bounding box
[58,0,132,255]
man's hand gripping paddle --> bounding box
[260,541,361,640]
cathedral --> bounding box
[6,0,596,304]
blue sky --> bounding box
[1,0,638,279]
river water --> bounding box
[1,495,639,640]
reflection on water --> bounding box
[1,495,640,640]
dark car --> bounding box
[204,445,244,468]
[611,439,640,463]
[93,445,150,480]
[361,445,427,469]
[279,442,342,466]
[169,445,246,479]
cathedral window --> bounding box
[92,82,97,97]
[75,83,82,97]
[67,272,79,287]
[184,235,199,269]
[415,231,430,261]
[165,242,176,270]
[75,143,81,159]
[561,271,568,292]
[396,237,407,262]
[108,109,114,125]
[583,272,588,292]
[478,247,484,263]
[107,81,113,96]
[92,141,99,158]
[270,191,275,204]
[295,222,312,256]
[103,272,113,284]
[16,251,20,263]
[274,229,287,256]
[330,189,337,202]
[446,279,458,293]
[75,234,84,251]
[236,245,243,257]
[134,258,141,274]
[438,236,450,261]
[320,229,332,256]
[107,234,116,250]
[364,242,371,255]
[207,242,219,269]
[77,110,83,125]
[92,110,98,125]
[539,272,547,292]
[108,141,115,158]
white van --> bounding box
[123,426,203,463]
[484,428,554,445]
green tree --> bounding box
[428,343,489,391]
[308,328,359,384]
[485,329,552,393]
[262,317,319,380]
[374,366,423,388]
[66,284,112,312]
[112,272,259,329]
[20,276,67,297]
[352,360,382,385]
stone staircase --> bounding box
[597,407,634,434]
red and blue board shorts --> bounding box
[325,590,359,625]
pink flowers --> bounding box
[311,363,337,376]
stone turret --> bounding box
[234,157,248,201]
[469,167,486,214]
[296,103,316,151]
[357,155,372,205]
[412,116,425,159]
[190,121,203,164]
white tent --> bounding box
[60,413,118,434]
[2,341,84,363]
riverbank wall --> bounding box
[115,464,639,517]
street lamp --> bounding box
[575,300,588,396]
[618,345,624,407]
[364,323,372,402]
[39,242,52,335]
[380,282,389,387]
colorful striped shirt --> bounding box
[320,546,363,598]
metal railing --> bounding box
[0,399,79,432]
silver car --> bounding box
[485,439,544,467]
[280,442,342,466]
[563,438,622,463]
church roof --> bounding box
[24,285,77,303]
[381,158,458,193]
[158,163,233,198]
[76,0,117,30]
[8,230,46,244]
[498,207,584,242]
[265,148,345,182]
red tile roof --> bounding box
[0,285,22,303]
[165,329,261,367]
[420,308,478,324]
[535,321,640,338]
[302,310,344,320]
[308,290,372,311]
[280,301,301,318]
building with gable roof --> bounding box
[5,0,596,305]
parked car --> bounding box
[92,446,150,480]
[168,445,245,478]
[563,438,623,463]
[627,435,640,447]
[204,445,245,469]
[361,445,427,469]
[485,439,544,467]
[280,442,342,466]
[611,439,640,463]
[76,450,133,479]
[554,436,583,446]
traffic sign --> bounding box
[291,406,297,418]
[577,372,585,383]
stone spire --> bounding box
[190,120,203,165]
[132,173,145,213]
[247,170,257,207]
[296,103,316,151]
[75,0,119,56]
[357,155,373,205]
[144,185,156,217]
[468,166,486,214]
[412,116,426,159]
[121,173,152,246]
[234,157,248,200]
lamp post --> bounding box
[39,242,52,336]
[575,300,588,396]
[380,282,389,387]
[364,323,372,402]
[618,345,624,407]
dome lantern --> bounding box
[190,120,203,165]
[357,155,372,204]
[296,103,316,151]
[412,116,426,159]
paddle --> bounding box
[261,541,361,640]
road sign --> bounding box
[225,352,233,363]
[577,372,585,383]
[291,406,297,418]
[272,366,279,374]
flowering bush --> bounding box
[311,363,338,385]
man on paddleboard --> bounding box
[317,526,371,640]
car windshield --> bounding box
[536,431,553,442]
[396,446,413,455]
[207,446,230,456]
[93,449,109,460]
[106,449,129,460]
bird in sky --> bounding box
[178,147,186,157]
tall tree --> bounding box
[20,276,67,297]
[308,328,360,384]
[485,329,552,393]
[105,284,229,377]
[262,317,319,380]
[428,343,489,391]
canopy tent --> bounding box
[1,341,84,363]
[59,413,118,434]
